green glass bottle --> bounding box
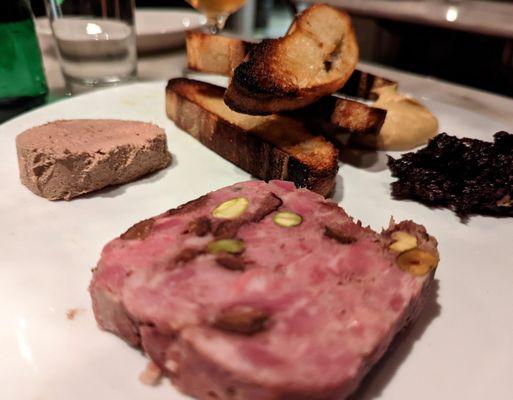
[0,0,48,103]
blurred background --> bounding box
[27,0,513,97]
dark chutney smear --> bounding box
[388,132,513,219]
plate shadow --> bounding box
[78,152,176,200]
[348,279,441,399]
[340,148,389,172]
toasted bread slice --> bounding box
[186,31,397,99]
[224,4,359,115]
[186,31,385,135]
[297,95,387,135]
[186,31,254,76]
[342,69,398,100]
[186,31,248,76]
[166,78,339,196]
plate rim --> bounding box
[1,79,513,400]
[35,8,204,38]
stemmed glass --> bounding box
[186,0,247,34]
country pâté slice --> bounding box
[224,4,359,115]
[90,180,439,400]
[166,78,339,197]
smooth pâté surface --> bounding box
[15,119,171,200]
[90,180,437,400]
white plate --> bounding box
[0,80,512,400]
[35,9,205,53]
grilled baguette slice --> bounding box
[224,4,359,115]
[186,31,387,135]
[166,78,339,196]
[186,31,396,99]
[297,96,387,136]
[342,69,398,100]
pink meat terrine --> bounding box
[90,180,439,400]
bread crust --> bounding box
[166,78,338,197]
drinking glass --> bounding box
[186,0,247,34]
[45,0,137,94]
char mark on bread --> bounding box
[339,69,398,100]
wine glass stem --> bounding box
[205,14,228,34]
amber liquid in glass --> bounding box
[187,0,246,33]
[188,0,246,16]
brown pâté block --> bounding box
[16,119,171,200]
